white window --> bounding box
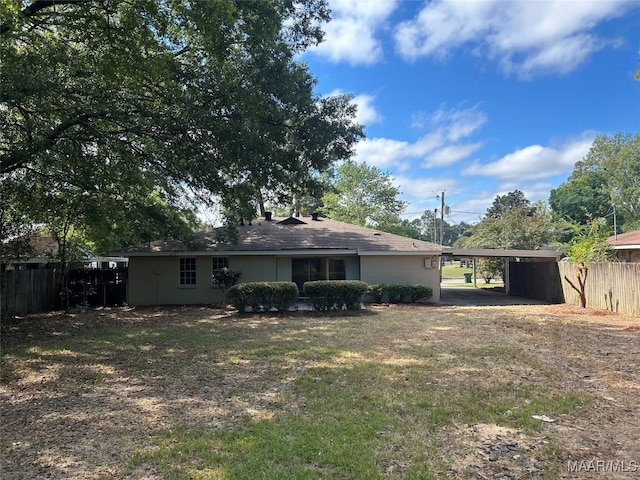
[179,258,196,285]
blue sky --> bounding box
[300,0,640,225]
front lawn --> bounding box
[2,305,638,479]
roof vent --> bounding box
[278,216,306,225]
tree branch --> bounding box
[1,0,91,35]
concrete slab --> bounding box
[440,285,549,306]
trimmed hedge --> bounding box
[226,282,298,313]
[366,284,433,304]
[303,280,368,311]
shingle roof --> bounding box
[607,230,640,247]
[119,216,445,255]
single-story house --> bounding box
[607,230,640,262]
[117,214,447,306]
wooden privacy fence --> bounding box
[1,268,61,317]
[1,267,128,317]
[558,262,640,317]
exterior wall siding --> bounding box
[129,254,440,306]
[230,256,277,283]
[128,256,222,306]
[359,255,441,303]
[344,256,360,281]
[615,249,640,263]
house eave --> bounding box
[120,249,360,257]
[357,250,443,256]
[446,248,562,259]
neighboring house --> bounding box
[607,230,640,262]
[1,231,59,269]
[117,214,446,306]
[2,230,127,270]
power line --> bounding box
[450,210,484,215]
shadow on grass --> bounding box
[2,304,638,479]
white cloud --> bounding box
[447,195,495,223]
[326,90,383,127]
[394,175,460,200]
[426,105,488,141]
[352,93,383,126]
[354,137,411,170]
[354,104,486,169]
[462,133,596,181]
[423,143,482,167]
[394,0,633,77]
[309,0,399,65]
[395,1,497,61]
[520,182,559,205]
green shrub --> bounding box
[386,285,408,303]
[303,280,368,311]
[226,282,298,313]
[272,282,299,311]
[212,268,242,293]
[366,284,433,304]
[477,258,503,284]
[407,284,432,302]
[366,284,387,303]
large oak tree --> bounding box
[1,0,363,254]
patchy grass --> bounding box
[2,305,639,479]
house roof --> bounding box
[117,216,446,256]
[607,230,640,249]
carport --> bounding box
[440,248,562,305]
[440,285,551,306]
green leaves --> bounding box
[463,199,556,251]
[565,219,615,262]
[552,132,640,232]
[322,162,406,229]
[2,0,362,255]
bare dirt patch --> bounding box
[2,304,639,479]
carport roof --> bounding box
[445,248,561,259]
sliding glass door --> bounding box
[292,257,346,293]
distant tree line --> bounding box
[307,132,638,264]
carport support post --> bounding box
[472,258,477,287]
[504,258,510,294]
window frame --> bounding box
[179,257,197,286]
[211,257,230,286]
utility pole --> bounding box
[440,191,445,245]
[433,208,438,243]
